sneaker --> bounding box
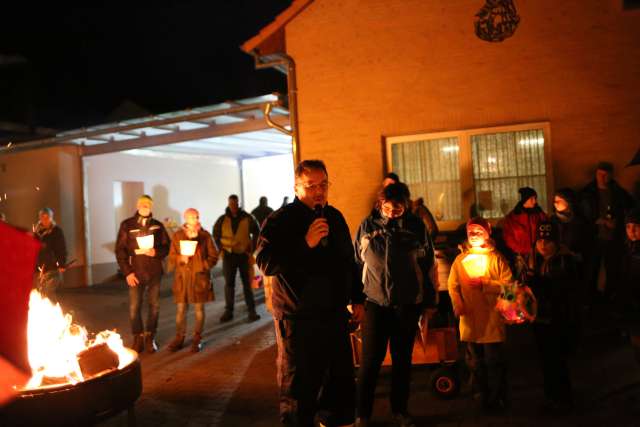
[220,310,233,323]
[167,334,184,352]
[248,311,261,322]
[191,333,202,353]
[144,333,158,354]
[131,334,144,354]
[392,413,416,427]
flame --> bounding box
[24,290,134,389]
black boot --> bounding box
[191,333,202,353]
[220,310,233,323]
[248,311,261,322]
[144,332,158,354]
[167,334,184,352]
[131,334,144,354]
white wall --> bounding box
[84,150,240,266]
[242,154,295,214]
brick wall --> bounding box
[283,0,640,231]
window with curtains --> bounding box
[386,123,550,226]
[390,136,462,221]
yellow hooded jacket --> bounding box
[448,241,512,343]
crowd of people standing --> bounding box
[23,157,639,427]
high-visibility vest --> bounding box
[220,216,251,254]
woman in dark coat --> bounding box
[167,208,218,352]
[354,183,437,427]
[530,220,579,414]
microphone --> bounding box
[314,204,329,247]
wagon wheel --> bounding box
[430,366,460,399]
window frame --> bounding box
[385,121,553,230]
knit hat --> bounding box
[38,207,54,217]
[467,216,491,235]
[554,188,575,206]
[537,220,558,242]
[137,194,153,206]
[183,207,200,218]
[625,207,640,225]
[596,161,614,173]
[518,187,537,203]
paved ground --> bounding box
[52,273,640,427]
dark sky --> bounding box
[0,1,291,131]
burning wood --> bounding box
[77,343,119,379]
[23,290,134,390]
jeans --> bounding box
[128,276,160,335]
[176,302,204,336]
[274,314,355,427]
[356,301,420,418]
[222,252,255,313]
[465,342,508,407]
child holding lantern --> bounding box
[448,217,512,412]
[167,208,219,352]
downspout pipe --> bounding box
[251,52,301,166]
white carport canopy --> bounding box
[13,94,292,159]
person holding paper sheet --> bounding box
[116,194,170,354]
[167,208,218,352]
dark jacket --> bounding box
[256,197,364,319]
[251,205,274,228]
[212,208,260,252]
[115,213,170,280]
[530,251,579,326]
[620,240,640,316]
[549,209,589,261]
[168,228,218,304]
[354,211,436,307]
[581,179,634,242]
[34,224,67,272]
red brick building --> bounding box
[243,0,640,231]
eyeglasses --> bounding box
[296,181,331,192]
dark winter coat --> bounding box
[115,213,170,281]
[354,211,436,307]
[581,179,634,242]
[256,197,364,319]
[549,209,589,261]
[34,224,67,273]
[620,240,640,318]
[503,205,547,256]
[168,228,218,304]
[530,251,579,326]
[251,205,274,228]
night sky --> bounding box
[0,1,291,132]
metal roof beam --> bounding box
[81,115,289,157]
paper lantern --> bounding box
[136,235,154,251]
[461,253,488,279]
[495,282,537,324]
[179,240,198,256]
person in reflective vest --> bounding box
[213,194,261,323]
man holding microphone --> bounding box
[256,160,364,427]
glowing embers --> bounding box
[461,253,488,279]
[24,290,134,390]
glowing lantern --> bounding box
[495,282,537,324]
[461,253,488,279]
[179,240,198,256]
[136,234,154,251]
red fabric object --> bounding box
[0,222,40,374]
[466,216,492,234]
[502,209,547,255]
